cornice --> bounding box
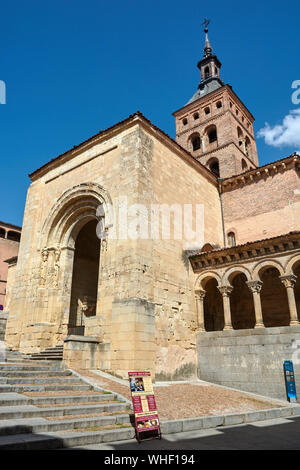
[221,154,300,192]
[189,231,300,273]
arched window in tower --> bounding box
[237,126,243,148]
[241,159,248,170]
[207,157,220,178]
[190,133,201,151]
[204,66,210,79]
[216,101,222,109]
[245,136,251,157]
[227,232,236,247]
[207,125,217,144]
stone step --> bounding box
[0,377,80,385]
[0,415,132,435]
[0,383,92,393]
[0,426,136,450]
[29,356,62,361]
[0,364,62,371]
[0,370,72,377]
[0,392,113,407]
[0,401,128,419]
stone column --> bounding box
[200,133,206,153]
[246,280,264,328]
[280,275,299,326]
[218,285,233,330]
[195,290,206,332]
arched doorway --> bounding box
[203,278,224,331]
[68,219,101,335]
[229,273,255,329]
[260,267,290,327]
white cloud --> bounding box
[257,109,300,149]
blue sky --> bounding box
[1,0,300,226]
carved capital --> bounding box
[246,280,263,294]
[218,285,233,297]
[195,289,206,301]
[280,274,297,289]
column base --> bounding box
[254,322,265,328]
[290,320,300,326]
[198,327,206,332]
[223,325,233,331]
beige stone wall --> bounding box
[150,132,223,380]
[222,166,300,245]
[4,117,222,379]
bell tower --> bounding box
[173,21,259,178]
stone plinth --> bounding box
[197,326,300,400]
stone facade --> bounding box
[0,221,21,309]
[4,29,300,390]
[197,326,300,400]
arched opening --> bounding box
[241,159,248,170]
[227,232,236,247]
[260,267,290,327]
[207,158,220,177]
[191,133,201,151]
[204,66,210,79]
[207,125,217,144]
[245,136,251,157]
[7,231,21,242]
[0,228,5,239]
[216,101,222,109]
[230,273,255,329]
[204,107,210,115]
[68,219,100,335]
[237,126,244,148]
[203,278,224,331]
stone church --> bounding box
[4,27,300,396]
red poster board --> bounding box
[128,371,162,442]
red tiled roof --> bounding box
[188,231,300,258]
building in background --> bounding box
[0,221,21,310]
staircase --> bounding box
[0,351,134,449]
[29,345,64,361]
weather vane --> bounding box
[201,18,210,31]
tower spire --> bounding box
[202,19,212,57]
[186,19,224,104]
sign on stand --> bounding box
[283,360,297,403]
[128,371,162,443]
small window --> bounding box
[242,116,244,122]
[216,101,222,109]
[228,232,236,247]
[208,158,220,178]
[230,102,233,108]
[236,109,239,116]
[7,231,21,242]
[193,112,199,120]
[182,118,188,126]
[214,67,218,75]
[0,228,5,239]
[241,159,248,170]
[204,107,210,115]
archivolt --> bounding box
[195,270,221,290]
[40,182,113,249]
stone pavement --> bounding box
[68,415,300,450]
